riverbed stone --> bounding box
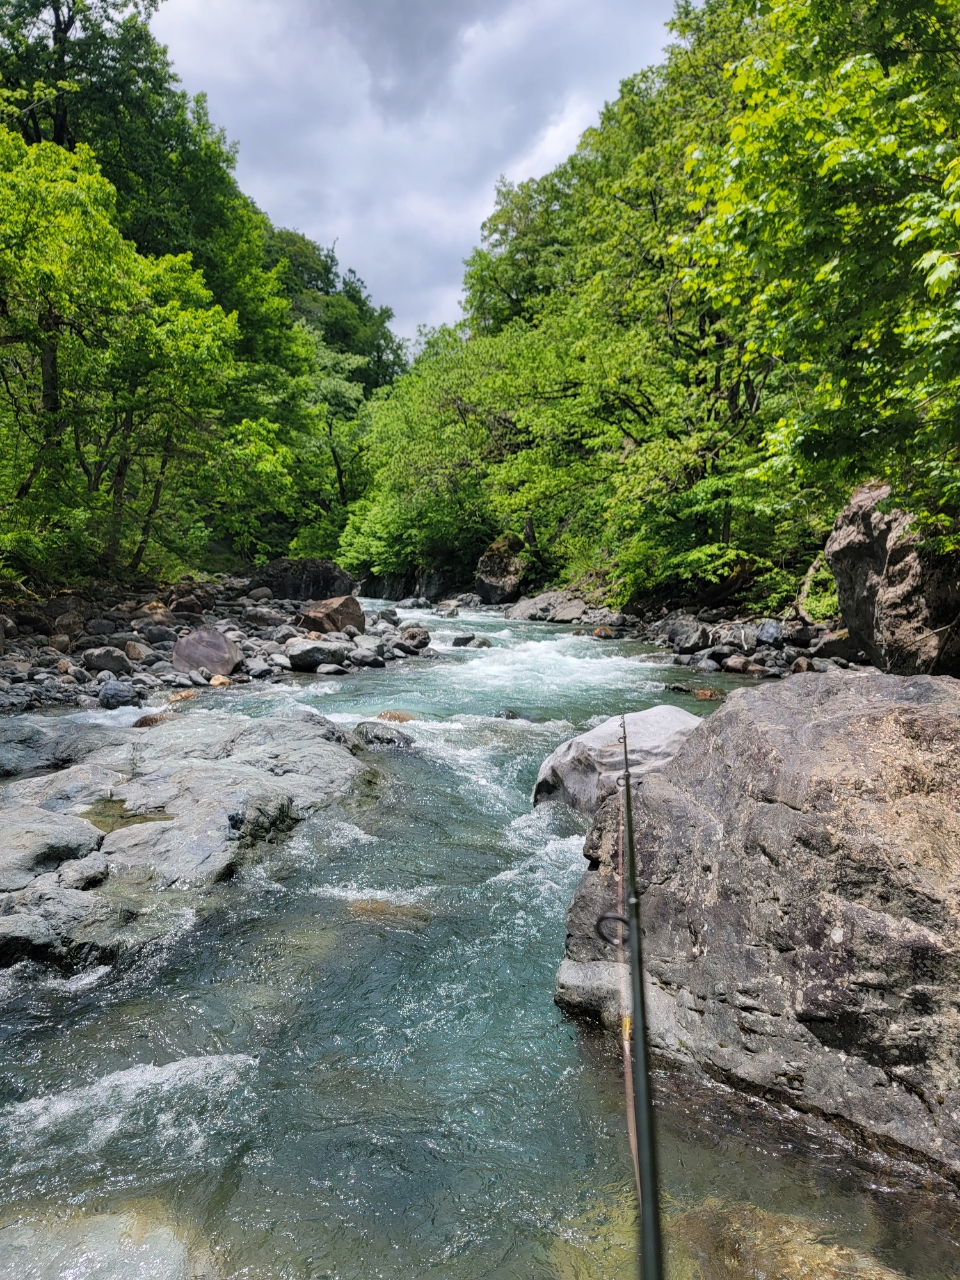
[83,646,132,675]
[296,595,365,635]
[353,720,413,749]
[171,629,242,676]
[0,706,370,968]
[557,670,960,1179]
[98,680,141,710]
[533,706,701,813]
[284,638,350,671]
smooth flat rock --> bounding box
[0,707,370,967]
[533,705,701,813]
[171,629,242,676]
[558,671,960,1179]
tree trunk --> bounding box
[15,335,63,500]
[129,436,173,572]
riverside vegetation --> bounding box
[3,0,960,621]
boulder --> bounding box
[0,808,102,891]
[296,595,365,635]
[810,628,861,662]
[475,534,525,604]
[133,602,178,627]
[533,706,701,814]
[284,638,351,671]
[171,629,242,676]
[825,481,960,676]
[54,611,84,637]
[551,600,588,623]
[98,680,141,710]
[354,720,413,749]
[451,633,475,647]
[83,646,132,675]
[506,591,580,622]
[397,624,430,650]
[251,557,356,601]
[557,671,960,1178]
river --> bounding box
[0,604,957,1278]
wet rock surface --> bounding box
[0,703,373,970]
[556,672,960,1179]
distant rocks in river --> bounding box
[554,671,960,1180]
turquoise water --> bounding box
[0,606,957,1278]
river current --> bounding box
[0,605,957,1278]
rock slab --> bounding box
[558,671,960,1179]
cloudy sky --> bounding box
[151,0,676,338]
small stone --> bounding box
[168,688,197,703]
[125,641,151,662]
[791,656,812,673]
[452,633,475,647]
[316,663,349,675]
[248,586,274,601]
[378,710,414,722]
[592,627,614,639]
[188,669,209,686]
[198,666,213,680]
[210,674,231,688]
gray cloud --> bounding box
[152,0,676,337]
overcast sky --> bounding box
[151,0,676,338]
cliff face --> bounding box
[825,482,960,677]
[556,672,960,1179]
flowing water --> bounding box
[0,606,958,1278]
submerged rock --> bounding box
[533,706,700,813]
[557,671,960,1179]
[353,720,413,749]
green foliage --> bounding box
[0,0,403,582]
[686,0,960,542]
[348,0,841,606]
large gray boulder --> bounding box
[284,637,352,671]
[533,706,701,813]
[825,481,960,676]
[172,629,242,676]
[556,671,960,1179]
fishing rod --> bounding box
[596,714,664,1280]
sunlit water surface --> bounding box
[0,606,957,1278]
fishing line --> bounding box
[595,714,664,1280]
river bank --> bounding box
[0,604,957,1278]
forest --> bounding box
[1,0,958,617]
